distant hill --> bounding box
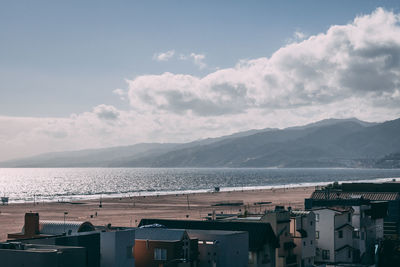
[1,118,399,168]
[374,152,400,168]
[0,127,272,167]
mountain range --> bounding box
[1,117,400,168]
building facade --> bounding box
[290,210,316,267]
[187,229,248,267]
[313,207,355,264]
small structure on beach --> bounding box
[1,196,8,205]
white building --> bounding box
[313,207,355,264]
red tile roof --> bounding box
[311,191,400,201]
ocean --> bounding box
[1,168,400,203]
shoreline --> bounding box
[6,176,399,204]
[0,185,315,242]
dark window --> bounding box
[338,230,343,238]
[154,248,167,260]
[322,250,330,260]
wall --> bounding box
[134,240,182,267]
[291,212,316,267]
[100,229,135,267]
[314,209,335,263]
[188,230,248,267]
[0,244,86,267]
[25,231,101,267]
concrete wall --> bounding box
[188,230,248,267]
[314,209,335,263]
[334,212,351,229]
[334,226,353,254]
[100,229,135,267]
[335,246,352,263]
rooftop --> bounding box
[310,190,400,201]
[139,218,279,251]
[135,228,187,242]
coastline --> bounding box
[5,176,399,204]
[0,185,315,242]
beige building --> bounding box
[290,210,316,267]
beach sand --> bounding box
[0,186,315,241]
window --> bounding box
[322,250,330,260]
[315,214,319,222]
[338,230,343,238]
[310,240,313,245]
[348,249,352,258]
[348,213,351,222]
[310,221,313,226]
[303,241,306,246]
[154,248,167,260]
[249,253,255,264]
[361,232,365,240]
[353,230,360,239]
[316,231,319,239]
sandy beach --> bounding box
[0,186,315,241]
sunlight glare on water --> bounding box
[1,168,400,202]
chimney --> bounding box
[24,212,39,237]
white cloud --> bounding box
[153,50,175,61]
[112,88,126,100]
[93,104,120,120]
[190,53,207,69]
[128,8,400,117]
[1,8,400,161]
[294,31,307,40]
[179,52,207,69]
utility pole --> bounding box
[63,211,68,234]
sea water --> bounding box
[1,168,400,203]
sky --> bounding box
[1,0,400,161]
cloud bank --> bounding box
[129,8,400,117]
[2,8,400,161]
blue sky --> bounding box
[1,1,400,160]
[1,0,399,116]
